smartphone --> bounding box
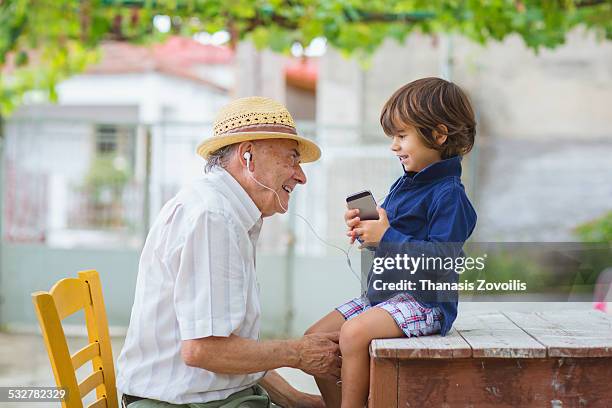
[346,190,379,220]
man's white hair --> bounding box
[204,143,238,173]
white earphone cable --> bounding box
[245,154,362,282]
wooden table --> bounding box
[369,310,612,407]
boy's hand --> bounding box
[347,207,389,247]
[344,208,361,244]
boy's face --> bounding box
[390,125,442,173]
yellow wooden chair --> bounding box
[32,270,118,408]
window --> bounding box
[94,124,135,161]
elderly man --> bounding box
[116,97,340,408]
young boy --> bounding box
[305,77,478,408]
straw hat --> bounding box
[197,96,321,163]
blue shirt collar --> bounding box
[405,155,463,183]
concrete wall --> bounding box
[452,30,612,140]
[0,244,139,330]
[286,86,316,121]
[474,137,612,241]
[318,29,612,141]
[235,42,287,102]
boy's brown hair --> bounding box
[380,77,476,159]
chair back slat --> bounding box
[32,270,118,408]
[87,396,108,408]
[49,278,90,321]
[78,370,104,398]
[71,342,101,371]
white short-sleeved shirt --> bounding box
[116,167,265,404]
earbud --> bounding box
[243,152,252,169]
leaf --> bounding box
[15,50,28,66]
[250,25,270,49]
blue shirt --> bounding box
[367,155,477,335]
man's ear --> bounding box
[433,124,448,146]
[238,141,255,167]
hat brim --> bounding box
[196,131,321,163]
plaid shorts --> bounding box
[335,293,442,337]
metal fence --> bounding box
[2,120,146,249]
[2,119,423,255]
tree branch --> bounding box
[575,0,611,8]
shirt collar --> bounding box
[209,167,262,232]
[405,155,463,182]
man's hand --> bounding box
[348,207,390,247]
[291,392,326,408]
[294,331,341,380]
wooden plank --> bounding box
[369,339,396,358]
[78,370,104,398]
[71,342,100,370]
[368,357,397,407]
[454,313,546,358]
[370,329,472,359]
[87,396,108,408]
[505,310,612,357]
[368,357,397,408]
[397,357,612,407]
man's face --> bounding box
[390,125,442,172]
[250,139,306,216]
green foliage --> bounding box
[575,211,612,243]
[461,249,550,292]
[461,245,606,296]
[574,213,612,293]
[1,0,612,115]
[0,0,103,114]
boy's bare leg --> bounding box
[339,308,403,408]
[305,310,346,408]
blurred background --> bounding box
[1,0,611,398]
